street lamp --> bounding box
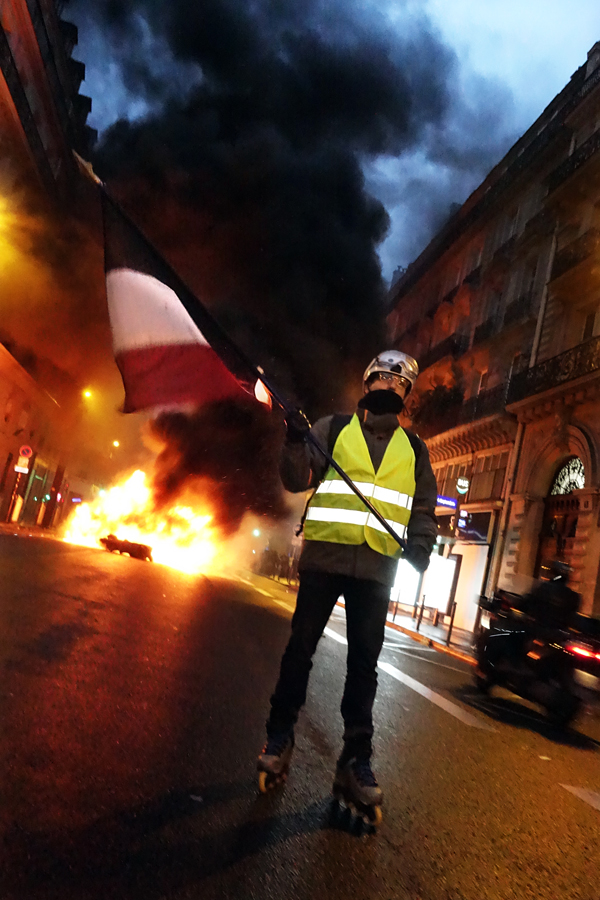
[112,440,120,448]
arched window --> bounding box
[550,457,585,496]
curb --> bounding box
[336,600,476,667]
[383,619,476,666]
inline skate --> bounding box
[257,730,294,793]
[332,756,383,827]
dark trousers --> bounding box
[267,571,390,760]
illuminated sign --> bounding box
[437,495,457,509]
[456,476,470,495]
[14,465,29,474]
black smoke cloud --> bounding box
[69,0,459,416]
[149,398,288,535]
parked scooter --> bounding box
[475,585,600,728]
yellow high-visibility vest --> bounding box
[304,414,416,558]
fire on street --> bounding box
[1,534,599,900]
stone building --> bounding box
[389,42,600,624]
[0,0,95,526]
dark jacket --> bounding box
[524,579,581,631]
[280,408,438,587]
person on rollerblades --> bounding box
[258,350,438,825]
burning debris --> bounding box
[63,469,218,575]
[99,534,153,561]
[63,396,290,576]
[149,397,289,534]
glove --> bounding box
[403,543,431,573]
[284,408,311,443]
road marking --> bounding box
[323,628,494,731]
[561,785,600,812]
[382,646,467,674]
[377,661,495,731]
[324,627,347,644]
[254,587,273,597]
[273,598,295,612]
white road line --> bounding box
[273,598,295,612]
[382,646,467,674]
[377,661,495,731]
[254,587,273,597]
[323,627,494,731]
[561,785,600,812]
[324,627,347,644]
[383,640,436,654]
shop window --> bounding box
[442,462,471,500]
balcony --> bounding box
[473,316,498,346]
[413,383,508,439]
[503,294,534,328]
[507,334,600,404]
[457,383,508,426]
[546,129,600,194]
[418,333,470,371]
[439,285,459,306]
[551,228,600,281]
[462,265,481,287]
[488,235,517,272]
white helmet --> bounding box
[363,350,419,394]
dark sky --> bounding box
[64,0,528,416]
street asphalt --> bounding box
[1,533,599,900]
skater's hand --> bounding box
[403,543,431,573]
[284,408,311,443]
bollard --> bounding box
[446,601,457,645]
[416,595,426,632]
[432,608,439,627]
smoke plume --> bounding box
[149,397,288,534]
[69,0,458,416]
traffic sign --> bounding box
[19,445,33,458]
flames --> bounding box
[63,469,218,575]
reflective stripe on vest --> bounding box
[304,414,416,558]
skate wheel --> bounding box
[369,805,383,827]
[258,771,269,794]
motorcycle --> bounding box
[475,590,600,728]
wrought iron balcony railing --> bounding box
[507,334,600,404]
[457,383,508,426]
[415,384,509,439]
[546,128,600,194]
[551,228,600,281]
[418,333,470,371]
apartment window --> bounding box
[521,256,539,298]
[583,309,597,341]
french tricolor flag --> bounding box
[103,194,254,414]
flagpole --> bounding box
[75,155,406,551]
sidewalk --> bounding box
[385,605,476,665]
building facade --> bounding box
[389,42,600,625]
[0,0,96,527]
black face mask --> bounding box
[357,390,405,415]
